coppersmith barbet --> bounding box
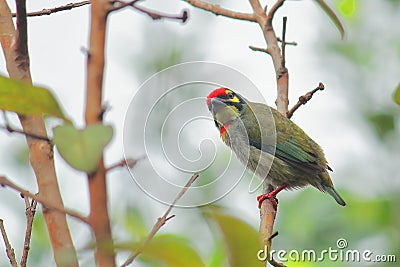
[206,88,346,208]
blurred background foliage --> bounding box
[1,0,399,266]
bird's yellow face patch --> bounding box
[225,89,240,104]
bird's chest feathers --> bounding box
[214,106,240,144]
[220,122,232,143]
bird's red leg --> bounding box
[257,185,287,209]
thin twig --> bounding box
[0,176,89,224]
[277,37,297,46]
[0,124,51,141]
[0,219,18,267]
[121,173,200,267]
[286,83,325,119]
[249,45,270,54]
[12,1,91,17]
[281,16,287,69]
[183,0,256,22]
[1,111,50,142]
[110,0,188,22]
[105,156,145,172]
[20,196,37,267]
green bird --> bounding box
[206,88,346,208]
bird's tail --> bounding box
[324,185,346,206]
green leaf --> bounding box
[337,0,357,18]
[53,124,113,173]
[0,75,70,122]
[124,207,148,240]
[315,0,346,39]
[208,242,227,267]
[366,112,395,140]
[204,209,265,267]
[115,234,205,267]
[393,83,400,105]
[329,43,372,65]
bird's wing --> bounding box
[244,103,328,173]
[274,135,325,173]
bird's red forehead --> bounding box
[206,88,228,106]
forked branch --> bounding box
[20,196,37,267]
[0,176,89,224]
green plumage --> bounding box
[208,89,346,206]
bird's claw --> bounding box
[257,185,287,209]
[257,193,279,210]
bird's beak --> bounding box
[210,98,228,113]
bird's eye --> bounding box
[227,92,234,99]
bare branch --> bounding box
[0,124,51,141]
[281,16,287,69]
[20,197,37,267]
[1,112,51,141]
[106,156,145,172]
[111,0,188,22]
[248,1,288,266]
[277,37,297,46]
[0,219,17,267]
[12,1,91,17]
[121,173,200,266]
[267,0,284,22]
[249,45,270,54]
[183,0,256,22]
[286,83,325,119]
[0,176,89,224]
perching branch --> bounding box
[0,176,89,224]
[121,173,200,266]
[20,196,37,267]
[286,83,325,119]
[183,0,256,22]
[12,1,91,17]
[0,220,17,267]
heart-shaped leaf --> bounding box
[0,75,71,122]
[53,124,113,173]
